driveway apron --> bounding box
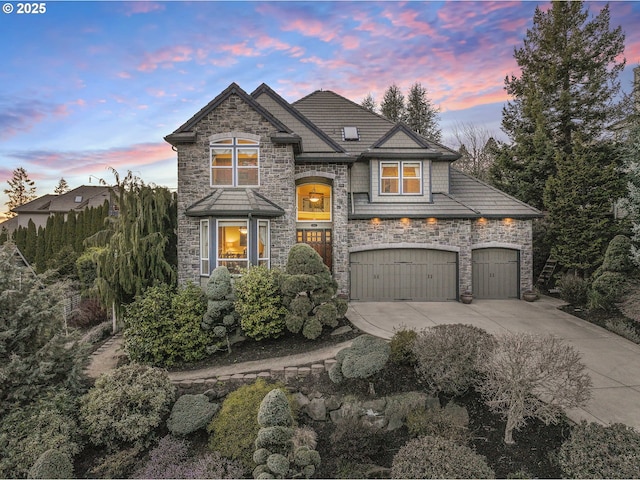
[346,296,640,431]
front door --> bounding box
[297,229,332,271]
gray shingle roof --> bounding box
[185,189,285,218]
[348,169,542,219]
[12,186,111,214]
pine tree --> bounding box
[380,84,405,122]
[544,137,625,276]
[491,1,626,208]
[54,178,70,195]
[3,167,36,218]
[406,82,441,141]
[361,93,377,113]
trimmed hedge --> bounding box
[167,394,219,436]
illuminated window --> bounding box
[296,183,331,222]
[380,161,422,195]
[217,220,248,274]
[210,137,259,187]
[258,220,270,267]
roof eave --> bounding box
[164,132,197,146]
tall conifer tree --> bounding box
[3,167,36,218]
[406,82,441,141]
[380,84,405,122]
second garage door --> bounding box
[350,249,458,301]
[472,248,519,299]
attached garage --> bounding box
[350,249,458,301]
[472,248,519,299]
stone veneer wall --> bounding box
[347,217,533,298]
[176,94,297,285]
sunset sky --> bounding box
[1,1,640,219]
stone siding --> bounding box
[347,217,533,297]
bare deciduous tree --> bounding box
[476,333,592,444]
[451,122,497,181]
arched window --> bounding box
[296,183,331,222]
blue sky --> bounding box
[1,1,639,219]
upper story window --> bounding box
[210,137,259,187]
[380,161,422,195]
[297,183,332,222]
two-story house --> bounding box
[165,83,541,302]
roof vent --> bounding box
[343,126,359,141]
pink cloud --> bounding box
[117,71,132,79]
[219,41,259,57]
[382,6,445,41]
[0,98,71,140]
[342,35,360,50]
[137,45,194,72]
[122,2,165,16]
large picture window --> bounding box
[380,161,422,195]
[296,183,331,221]
[211,137,259,187]
[217,220,248,274]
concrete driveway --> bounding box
[346,296,640,431]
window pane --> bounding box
[212,139,233,145]
[381,163,399,177]
[218,222,248,260]
[381,179,398,193]
[212,168,233,185]
[403,163,420,178]
[237,168,258,186]
[212,150,232,166]
[200,220,209,276]
[258,220,269,262]
[238,138,259,145]
[297,183,331,221]
[403,178,421,193]
[238,149,258,166]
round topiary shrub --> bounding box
[28,449,74,479]
[167,394,220,436]
[558,421,640,478]
[601,235,634,274]
[80,364,176,450]
[329,334,390,384]
[208,379,291,468]
[257,389,294,427]
[589,271,629,311]
[391,435,495,479]
[412,324,495,396]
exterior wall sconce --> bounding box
[426,217,437,225]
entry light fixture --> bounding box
[308,187,323,203]
[239,226,248,235]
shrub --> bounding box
[0,391,82,478]
[557,273,590,307]
[281,244,343,340]
[329,334,390,384]
[601,235,634,274]
[235,265,288,341]
[136,435,246,479]
[391,435,495,479]
[605,319,640,344]
[68,296,108,328]
[389,328,418,365]
[90,445,143,478]
[28,449,74,479]
[124,283,210,367]
[589,271,629,311]
[412,324,495,396]
[330,415,387,464]
[558,421,640,478]
[406,403,470,444]
[167,394,220,436]
[80,363,176,450]
[208,379,289,468]
[476,333,591,444]
[203,267,243,351]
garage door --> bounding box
[472,248,519,299]
[350,249,457,301]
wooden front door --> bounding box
[297,229,332,271]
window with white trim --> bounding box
[210,137,259,187]
[217,220,249,274]
[200,219,209,275]
[258,220,270,267]
[380,161,422,195]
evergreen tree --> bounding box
[491,1,626,208]
[361,93,377,113]
[380,84,405,122]
[544,137,625,276]
[621,114,640,266]
[0,227,7,245]
[91,170,177,317]
[35,226,46,273]
[406,82,441,141]
[24,219,37,263]
[3,167,36,218]
[54,178,70,195]
[13,226,27,254]
[65,210,77,252]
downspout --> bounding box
[248,213,253,266]
[349,164,355,215]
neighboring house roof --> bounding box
[12,185,111,214]
[185,189,285,218]
[165,83,293,145]
[349,169,542,220]
[0,216,18,232]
